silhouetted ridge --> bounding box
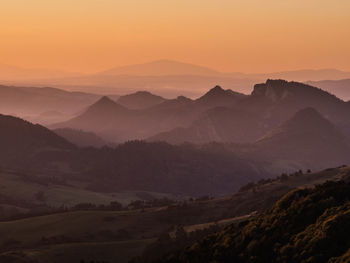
[117,91,166,109]
[252,79,341,102]
[0,114,74,164]
[260,107,335,140]
[85,96,127,114]
[255,107,350,169]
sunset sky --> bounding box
[1,0,350,73]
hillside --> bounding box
[149,107,263,144]
[156,177,350,263]
[0,84,100,124]
[307,79,350,101]
[51,96,135,142]
[53,128,108,147]
[0,114,73,165]
[254,108,350,171]
[0,166,348,263]
[194,85,246,108]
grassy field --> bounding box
[0,169,174,210]
[24,239,155,263]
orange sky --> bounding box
[1,0,350,73]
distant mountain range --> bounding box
[0,78,349,175]
[2,60,350,98]
[49,79,350,172]
[307,79,350,101]
[0,84,106,125]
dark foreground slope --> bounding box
[0,166,349,263]
[156,178,350,263]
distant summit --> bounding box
[51,96,130,137]
[99,59,220,76]
[256,107,350,169]
[117,91,166,109]
[196,85,246,107]
[258,107,341,141]
[86,96,126,115]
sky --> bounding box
[1,0,350,73]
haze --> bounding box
[1,0,350,74]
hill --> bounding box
[53,128,108,147]
[0,114,73,165]
[51,96,135,142]
[0,85,101,124]
[194,85,246,108]
[254,108,350,171]
[156,177,350,263]
[117,91,166,109]
[149,107,263,144]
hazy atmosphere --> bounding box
[1,0,350,73]
[0,1,350,263]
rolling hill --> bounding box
[156,177,350,263]
[0,84,102,125]
[254,108,350,171]
[117,91,167,109]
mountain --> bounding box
[195,85,246,108]
[0,84,101,124]
[150,80,350,145]
[149,107,263,144]
[53,128,108,148]
[240,79,350,134]
[99,59,221,76]
[117,91,166,109]
[254,107,350,170]
[51,96,134,142]
[307,79,350,101]
[54,86,250,143]
[52,80,350,145]
[0,114,74,166]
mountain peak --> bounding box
[252,79,290,100]
[87,96,126,114]
[117,91,166,109]
[196,85,245,106]
[96,96,116,105]
[258,107,339,142]
[252,79,340,102]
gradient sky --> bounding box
[1,0,350,73]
